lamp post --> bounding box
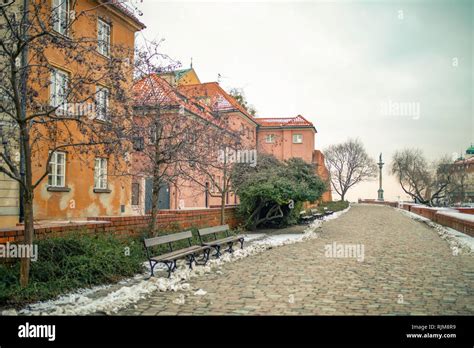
[377,153,384,201]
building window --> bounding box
[97,19,111,57]
[95,85,109,121]
[131,183,140,206]
[133,136,144,151]
[50,68,69,112]
[48,151,66,187]
[52,0,69,35]
[293,134,303,144]
[211,176,220,193]
[265,134,275,143]
[149,124,157,144]
[94,158,108,189]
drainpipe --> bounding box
[18,0,29,223]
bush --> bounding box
[0,234,146,307]
[232,154,327,230]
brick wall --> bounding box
[0,207,241,243]
[358,199,474,237]
[456,208,474,215]
[435,213,474,237]
[410,206,439,221]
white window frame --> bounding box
[48,151,66,187]
[94,158,108,189]
[293,134,303,144]
[52,0,69,36]
[50,68,69,112]
[97,18,111,57]
[265,134,275,143]
[95,85,109,121]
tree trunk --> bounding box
[220,192,226,225]
[219,155,227,225]
[250,203,283,230]
[20,191,34,287]
[19,118,34,287]
[148,115,162,237]
[248,203,263,231]
[149,181,161,237]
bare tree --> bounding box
[391,149,452,206]
[324,138,377,201]
[229,88,257,117]
[178,123,245,225]
[0,1,135,286]
[132,41,227,235]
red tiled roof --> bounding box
[255,115,316,130]
[132,74,222,127]
[178,82,257,124]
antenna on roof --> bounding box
[190,57,193,68]
[217,73,230,84]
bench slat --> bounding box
[198,224,229,236]
[144,230,193,247]
[203,235,244,246]
[151,245,208,261]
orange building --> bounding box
[1,1,331,229]
[15,1,145,225]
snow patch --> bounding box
[5,205,351,316]
[399,209,474,254]
[173,294,185,305]
[193,289,207,296]
[437,211,474,223]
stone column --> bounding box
[377,153,384,201]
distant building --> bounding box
[158,68,332,206]
[159,67,201,87]
[449,145,474,203]
[256,115,332,202]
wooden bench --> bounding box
[299,210,314,224]
[143,231,210,278]
[197,224,244,258]
[311,208,325,220]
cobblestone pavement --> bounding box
[117,205,474,315]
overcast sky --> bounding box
[135,0,473,201]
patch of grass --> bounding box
[0,234,147,308]
[316,200,350,213]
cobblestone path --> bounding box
[117,205,474,315]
